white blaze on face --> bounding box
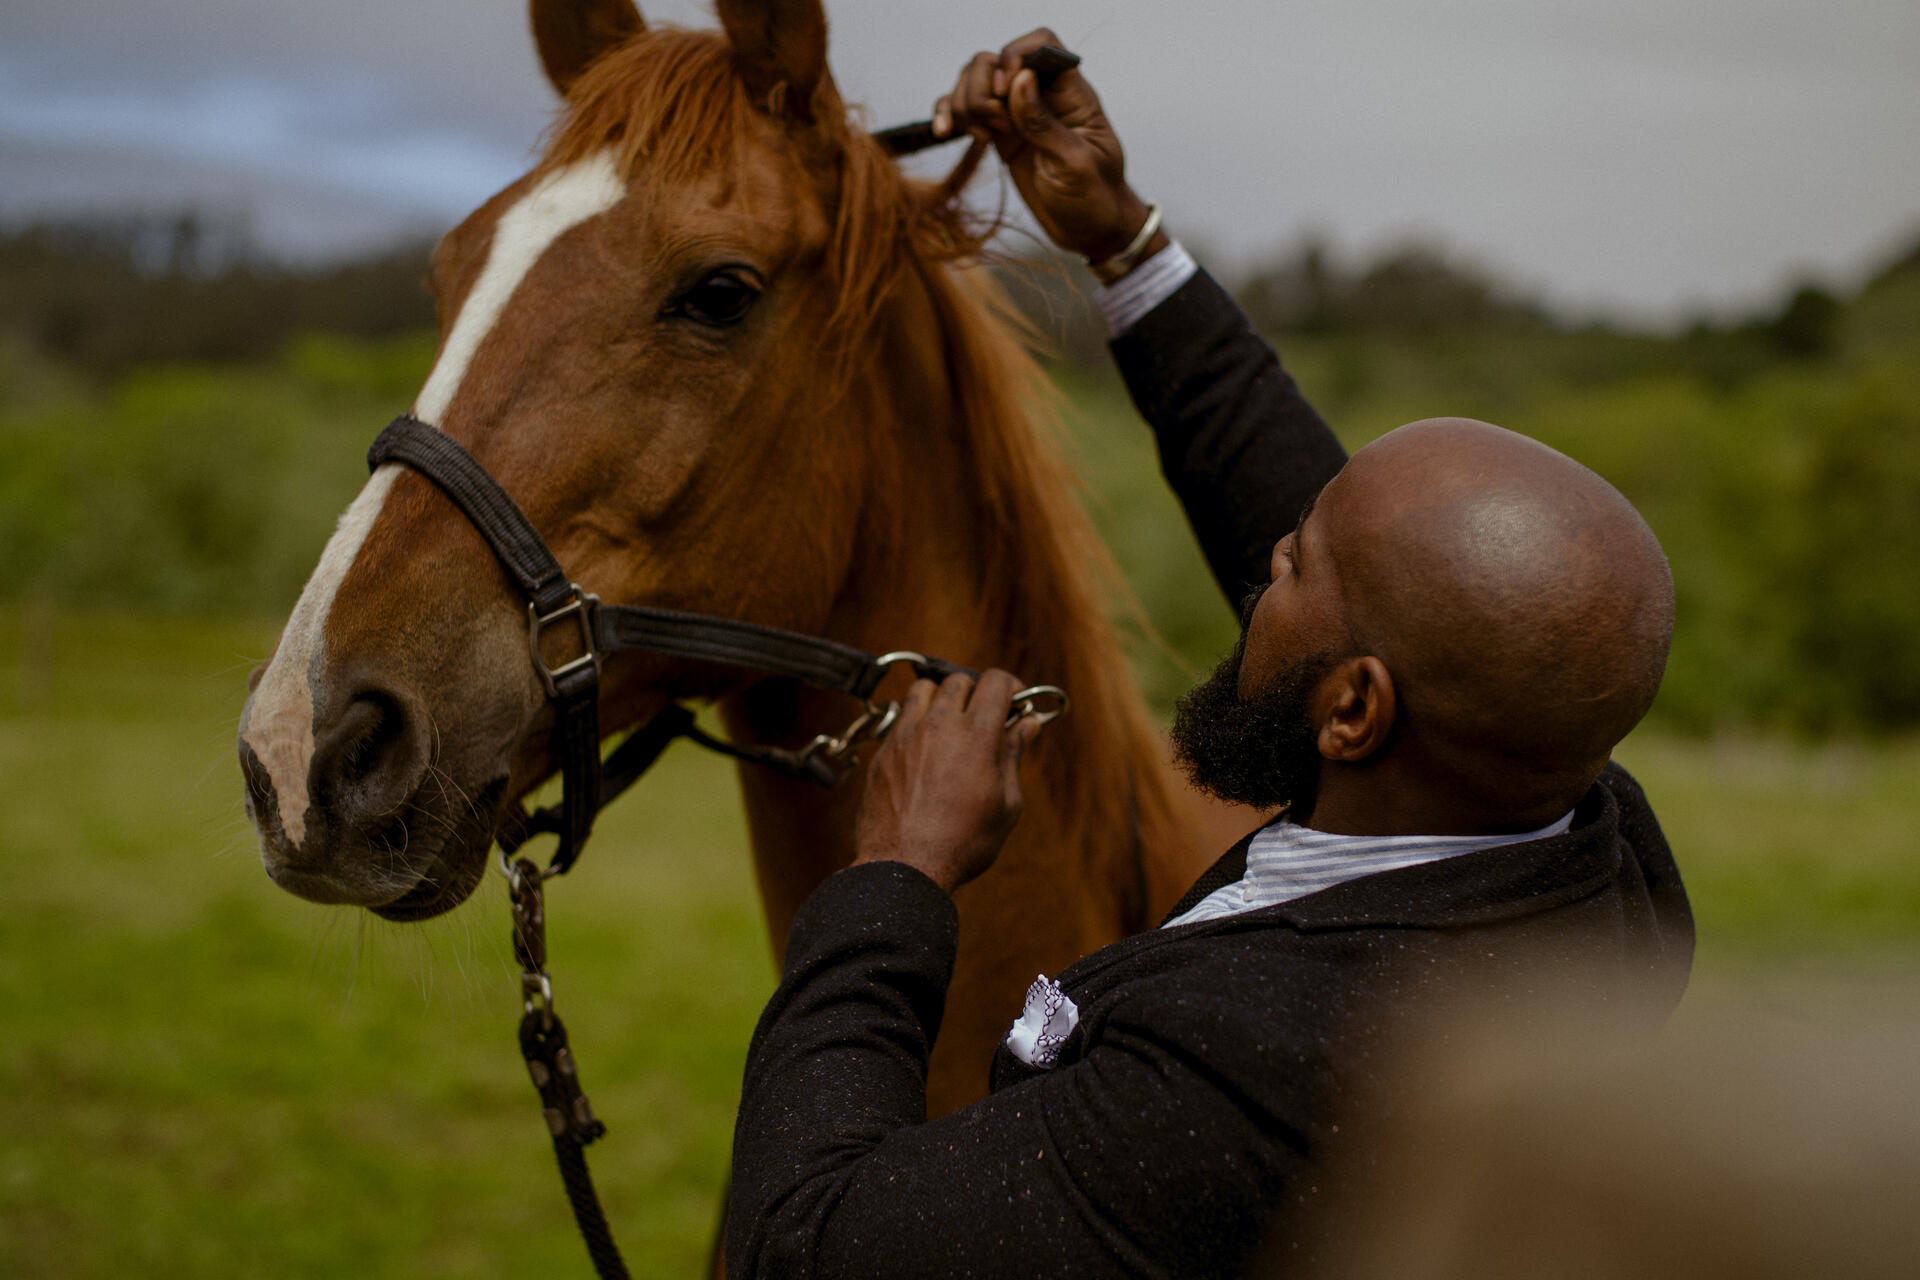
[413,152,625,424]
[241,153,626,847]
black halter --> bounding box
[366,414,1063,878]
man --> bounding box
[725,31,1692,1279]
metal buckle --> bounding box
[833,700,903,760]
[793,699,903,776]
[527,587,601,697]
[1009,685,1071,727]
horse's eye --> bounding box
[669,271,760,327]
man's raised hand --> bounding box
[851,670,1041,896]
[931,29,1158,268]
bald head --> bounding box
[1319,418,1672,813]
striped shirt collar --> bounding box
[1162,810,1576,929]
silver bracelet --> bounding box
[1087,203,1163,281]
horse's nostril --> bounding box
[339,694,397,784]
[310,686,429,825]
[238,737,275,821]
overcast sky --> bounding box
[3,0,1916,321]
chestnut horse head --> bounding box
[239,0,1225,1105]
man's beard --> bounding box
[1170,633,1341,820]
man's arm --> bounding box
[726,862,1312,1279]
[1110,264,1348,605]
[940,30,1349,607]
[725,674,1317,1277]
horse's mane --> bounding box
[542,27,1186,927]
[906,259,1185,929]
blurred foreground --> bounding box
[1296,984,1920,1279]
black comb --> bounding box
[873,45,1082,157]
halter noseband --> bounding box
[366,414,1065,878]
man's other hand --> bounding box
[852,670,1041,895]
[932,28,1156,267]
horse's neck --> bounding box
[725,260,1219,965]
[720,266,1031,953]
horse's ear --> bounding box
[715,0,830,122]
[531,0,646,96]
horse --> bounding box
[237,0,1243,1116]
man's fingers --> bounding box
[996,26,1102,127]
[1008,70,1050,133]
[970,667,1021,712]
[930,670,975,717]
[995,27,1065,77]
[947,32,1087,142]
[951,51,1007,134]
[894,676,938,729]
[1000,715,1040,804]
[1007,70,1090,160]
[1002,711,1042,763]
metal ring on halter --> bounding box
[838,700,902,756]
[796,698,904,769]
[864,652,931,727]
[1008,684,1071,727]
[521,972,554,1018]
[499,846,563,884]
[872,651,931,680]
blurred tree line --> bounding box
[0,213,435,374]
[2,212,1917,735]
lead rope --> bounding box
[509,856,631,1280]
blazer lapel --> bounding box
[988,832,1259,1091]
[1156,831,1257,926]
[989,780,1627,1093]
[1053,781,1624,993]
[1039,831,1263,996]
[1269,780,1622,931]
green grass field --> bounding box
[0,613,767,1276]
[3,609,1917,1276]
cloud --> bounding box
[0,45,530,253]
[3,0,1917,318]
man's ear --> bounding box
[1315,656,1396,763]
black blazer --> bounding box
[725,271,1694,1279]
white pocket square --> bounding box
[1006,974,1079,1068]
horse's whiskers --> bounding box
[424,760,486,830]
